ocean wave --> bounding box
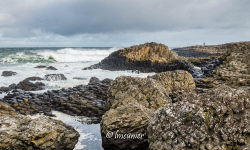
[0,52,56,64]
[0,47,117,64]
[37,48,117,62]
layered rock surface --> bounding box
[0,103,79,150]
[148,85,250,150]
[84,42,194,73]
[101,70,196,150]
[196,41,250,88]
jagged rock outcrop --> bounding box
[0,103,79,150]
[195,41,250,88]
[101,70,195,150]
[213,42,250,86]
[148,85,250,150]
[84,42,194,73]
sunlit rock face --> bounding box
[84,42,194,73]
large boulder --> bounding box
[149,70,195,92]
[101,102,152,150]
[101,71,195,150]
[84,42,194,73]
[106,76,170,110]
[16,80,45,91]
[148,85,250,150]
[0,103,79,150]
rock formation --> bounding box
[0,103,79,150]
[195,41,250,88]
[84,42,194,73]
[44,74,67,81]
[101,70,196,150]
[148,85,250,150]
[1,77,112,122]
[1,71,17,77]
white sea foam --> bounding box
[51,111,103,150]
[37,48,117,62]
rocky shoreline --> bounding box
[0,41,249,150]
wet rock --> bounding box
[34,65,47,68]
[148,85,250,150]
[73,77,87,80]
[84,42,194,73]
[0,104,79,150]
[16,80,45,91]
[1,71,17,77]
[0,77,45,92]
[1,77,112,122]
[44,74,67,81]
[53,78,112,121]
[89,77,100,84]
[46,66,58,70]
[24,76,44,81]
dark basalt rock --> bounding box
[89,77,100,84]
[46,66,58,70]
[44,74,67,81]
[35,65,58,70]
[34,65,47,68]
[1,77,112,123]
[0,77,45,92]
[16,80,45,91]
[83,42,194,73]
[1,71,17,77]
[24,76,44,81]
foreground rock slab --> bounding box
[0,103,79,150]
[148,85,250,150]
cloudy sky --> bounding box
[0,0,249,47]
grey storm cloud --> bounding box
[0,0,250,37]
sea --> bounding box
[0,47,155,150]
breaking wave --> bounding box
[37,48,117,62]
[0,47,117,64]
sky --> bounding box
[0,0,249,47]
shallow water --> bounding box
[52,111,103,150]
[0,47,154,89]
